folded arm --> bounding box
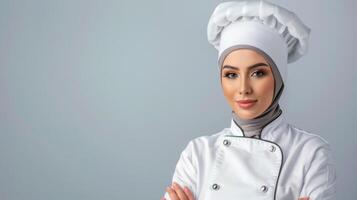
[163,141,198,200]
[299,141,337,200]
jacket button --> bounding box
[260,185,268,192]
[223,139,231,146]
[212,183,220,190]
[269,145,276,152]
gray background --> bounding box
[0,0,356,199]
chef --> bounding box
[162,1,337,200]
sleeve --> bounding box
[299,140,337,200]
[163,140,198,200]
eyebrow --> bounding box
[222,62,269,71]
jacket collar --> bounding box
[229,111,286,139]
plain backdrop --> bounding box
[0,0,356,199]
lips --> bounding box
[237,99,257,104]
[236,99,257,109]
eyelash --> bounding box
[223,70,266,79]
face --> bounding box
[220,49,275,120]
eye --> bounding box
[223,72,238,79]
[251,70,266,78]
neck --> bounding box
[232,102,282,138]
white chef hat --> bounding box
[207,0,311,83]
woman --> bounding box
[161,1,336,200]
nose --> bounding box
[239,75,252,95]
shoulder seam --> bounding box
[289,124,330,145]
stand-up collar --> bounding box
[230,111,286,139]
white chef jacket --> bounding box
[163,112,336,200]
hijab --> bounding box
[220,46,284,138]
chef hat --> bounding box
[207,0,311,83]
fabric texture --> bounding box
[207,0,311,65]
[164,112,337,200]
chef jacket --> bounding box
[163,112,336,200]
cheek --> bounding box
[221,81,236,98]
[255,77,274,99]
